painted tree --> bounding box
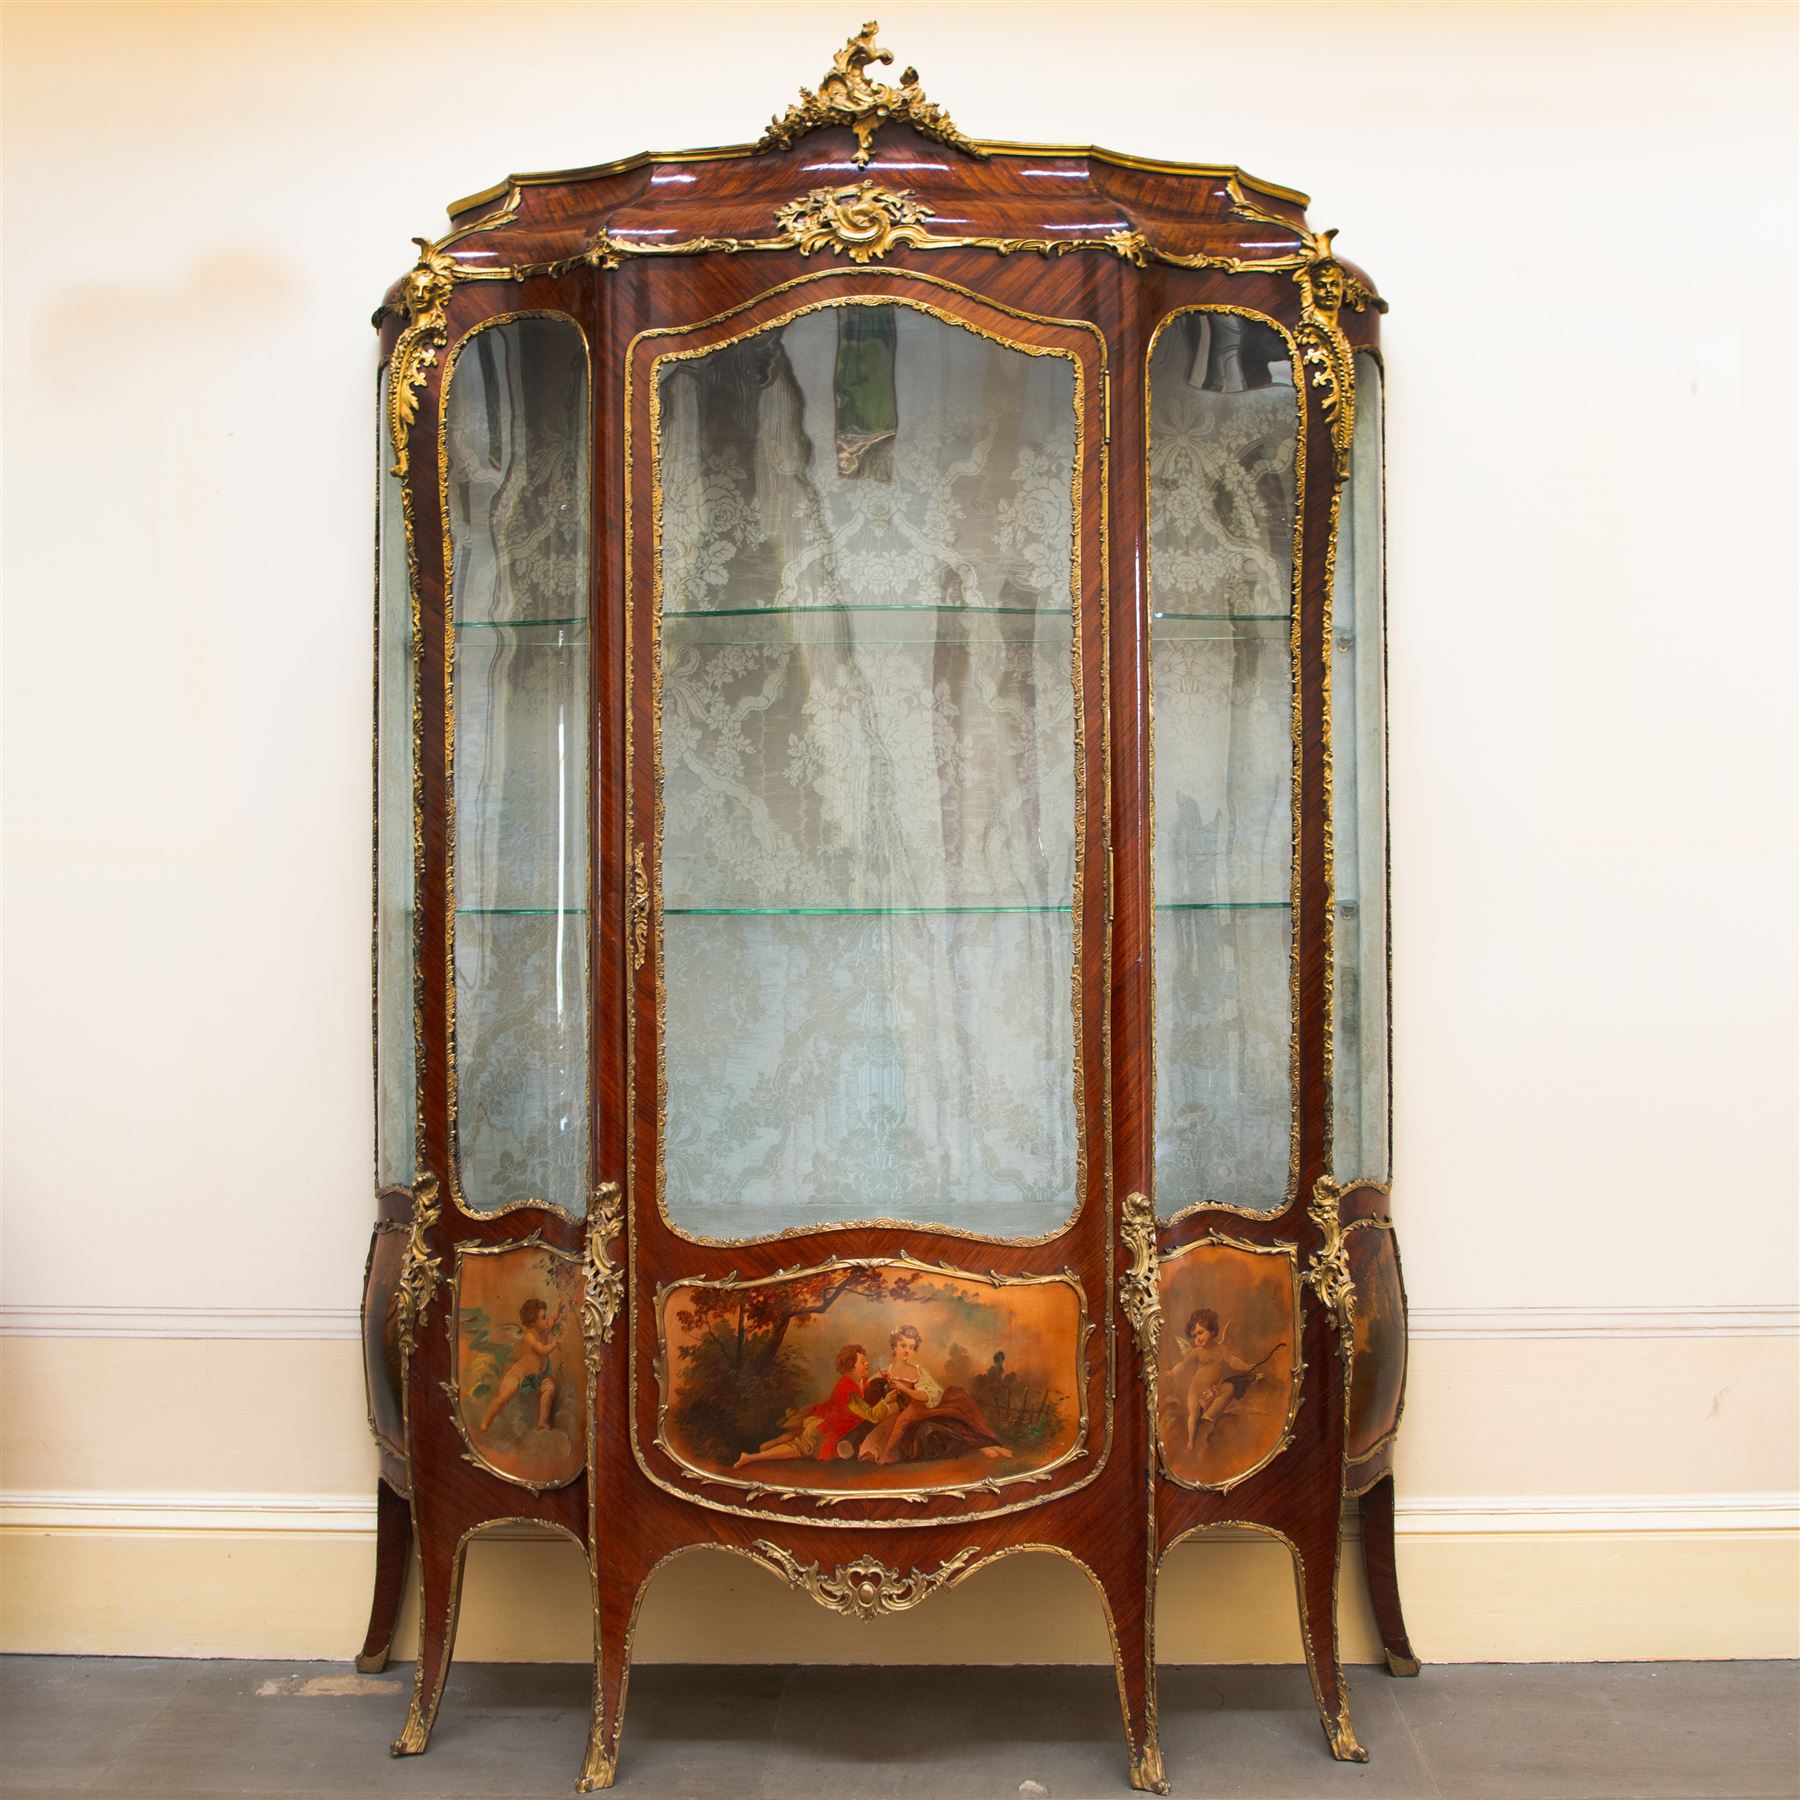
[670,1266,936,1462]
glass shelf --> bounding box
[458,901,1295,918]
[663,606,1069,648]
[1157,900,1289,912]
[666,602,1069,619]
[453,617,588,633]
[456,907,585,917]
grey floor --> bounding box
[1,1659,1795,1800]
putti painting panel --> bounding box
[657,1257,1086,1497]
[452,1240,587,1488]
[1154,1238,1302,1490]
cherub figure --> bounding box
[479,1295,564,1434]
[1174,1306,1261,1448]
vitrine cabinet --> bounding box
[359,25,1414,1791]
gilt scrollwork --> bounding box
[1305,1177,1355,1334]
[750,1540,979,1619]
[758,21,983,167]
[1222,180,1381,479]
[394,1172,443,1361]
[583,1180,626,1377]
[1119,1190,1162,1361]
[774,181,934,263]
[386,241,457,481]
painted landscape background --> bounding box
[660,1263,1084,1493]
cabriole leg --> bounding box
[1095,1555,1166,1793]
[1358,1473,1420,1675]
[578,1549,640,1790]
[355,1478,411,1674]
[1288,1530,1366,1763]
[391,1523,466,1756]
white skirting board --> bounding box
[2,1487,1795,1665]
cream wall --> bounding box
[2,1,1796,1663]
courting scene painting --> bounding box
[659,1261,1084,1494]
[454,1243,586,1487]
[1156,1239,1300,1489]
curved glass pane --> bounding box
[376,367,417,1188]
[1149,313,1298,1215]
[445,318,591,1215]
[1331,352,1389,1183]
[656,303,1079,1239]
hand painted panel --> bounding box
[361,1222,407,1455]
[1156,1238,1301,1490]
[452,1241,586,1489]
[657,1257,1086,1500]
[1346,1222,1406,1461]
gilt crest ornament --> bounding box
[758,21,983,166]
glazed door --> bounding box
[622,273,1111,1522]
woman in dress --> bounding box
[857,1324,1014,1465]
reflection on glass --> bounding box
[1331,353,1389,1183]
[375,368,416,1188]
[657,303,1079,1239]
[1149,313,1298,1214]
[445,318,590,1215]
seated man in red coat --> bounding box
[733,1343,884,1468]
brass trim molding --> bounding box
[628,845,648,973]
[747,1539,980,1618]
[1118,1188,1167,1793]
[757,22,981,167]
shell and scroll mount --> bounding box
[758,21,985,167]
